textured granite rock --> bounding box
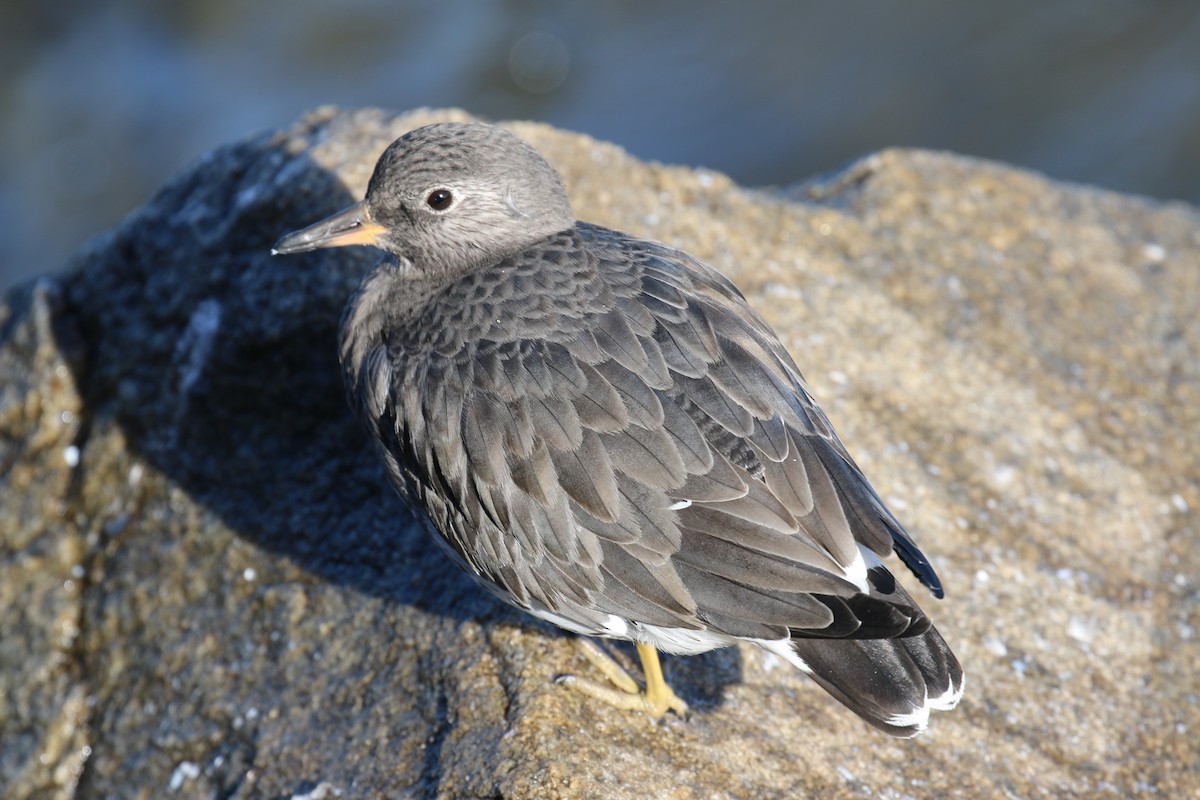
[2,107,1197,798]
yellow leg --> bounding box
[636,642,689,717]
[557,639,690,718]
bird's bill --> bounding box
[272,200,387,255]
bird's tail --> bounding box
[785,624,964,737]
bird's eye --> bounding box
[426,189,453,211]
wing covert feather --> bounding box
[376,224,944,641]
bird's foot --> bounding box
[556,639,689,718]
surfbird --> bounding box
[273,121,963,736]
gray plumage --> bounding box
[274,121,963,736]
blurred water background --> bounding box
[3,1,1199,290]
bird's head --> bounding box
[273,121,576,277]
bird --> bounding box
[273,121,963,736]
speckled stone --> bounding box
[1,107,1197,799]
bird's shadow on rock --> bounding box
[61,131,742,712]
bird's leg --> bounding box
[557,639,689,718]
[635,642,690,717]
[573,638,642,693]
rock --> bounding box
[2,107,1197,798]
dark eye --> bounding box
[426,189,453,211]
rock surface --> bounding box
[2,107,1197,799]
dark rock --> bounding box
[2,107,1198,798]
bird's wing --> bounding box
[371,226,941,640]
[627,230,944,598]
[567,226,940,640]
